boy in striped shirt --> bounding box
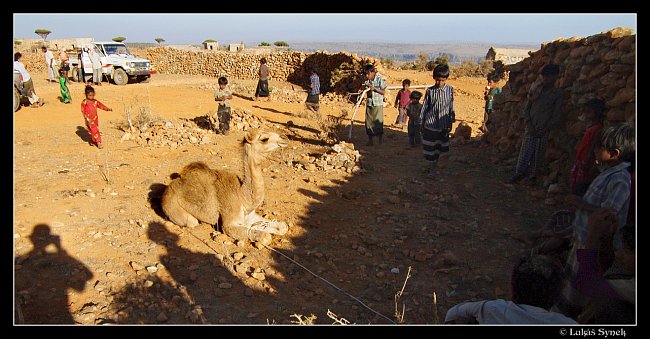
[420,64,455,173]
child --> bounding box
[509,64,564,185]
[305,67,320,112]
[480,75,501,133]
[445,254,576,324]
[555,122,634,319]
[58,68,71,104]
[362,64,387,146]
[254,58,270,100]
[569,99,605,196]
[80,85,112,149]
[406,91,423,147]
[213,76,233,135]
[420,64,455,172]
[394,79,411,129]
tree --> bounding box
[258,42,271,46]
[14,39,22,46]
[414,52,429,71]
[203,39,217,44]
[34,29,51,41]
[154,38,165,45]
[274,41,289,47]
[434,54,449,66]
[112,36,127,43]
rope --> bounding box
[172,222,396,324]
[260,242,396,324]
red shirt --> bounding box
[396,89,411,108]
[81,99,108,120]
[575,123,603,162]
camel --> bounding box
[161,129,289,245]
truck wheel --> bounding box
[113,68,128,85]
[14,87,20,112]
[70,67,79,82]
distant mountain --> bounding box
[288,41,539,63]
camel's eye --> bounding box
[260,138,269,143]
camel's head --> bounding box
[243,130,288,157]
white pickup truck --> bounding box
[68,42,154,85]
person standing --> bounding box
[394,79,412,130]
[254,57,270,100]
[81,85,112,149]
[89,47,103,86]
[14,52,44,107]
[305,67,320,112]
[213,76,233,135]
[59,48,70,80]
[42,46,57,83]
[509,64,563,185]
[58,68,72,104]
[362,64,387,146]
[480,74,502,133]
[420,64,455,173]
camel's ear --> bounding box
[244,130,256,144]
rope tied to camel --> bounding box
[260,242,396,324]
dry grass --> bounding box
[327,309,351,325]
[317,109,349,144]
[290,313,317,325]
[394,266,413,324]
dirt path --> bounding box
[14,71,557,324]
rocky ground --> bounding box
[14,70,560,324]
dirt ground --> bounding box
[14,69,558,324]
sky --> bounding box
[14,13,636,45]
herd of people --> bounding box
[14,49,635,324]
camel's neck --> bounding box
[242,144,264,211]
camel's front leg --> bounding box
[245,211,288,236]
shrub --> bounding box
[274,41,289,47]
[258,42,271,46]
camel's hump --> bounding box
[181,161,211,173]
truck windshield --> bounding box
[103,44,131,55]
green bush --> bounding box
[274,41,289,47]
[112,36,127,43]
[258,42,271,46]
[203,39,217,44]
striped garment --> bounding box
[422,128,449,162]
[309,73,320,95]
[555,161,631,317]
[515,128,548,178]
[366,73,387,107]
[419,84,455,131]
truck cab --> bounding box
[69,42,154,85]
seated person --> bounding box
[444,254,577,324]
[576,209,635,324]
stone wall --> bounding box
[134,47,383,94]
[489,27,635,188]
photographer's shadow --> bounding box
[14,224,93,324]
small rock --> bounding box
[218,282,233,289]
[234,264,249,274]
[130,261,145,271]
[251,272,266,281]
[305,163,317,171]
[157,312,168,322]
[235,240,245,247]
[146,266,158,273]
[387,195,400,204]
[233,252,244,261]
[144,280,154,288]
[414,251,428,262]
[390,268,400,274]
[376,271,385,278]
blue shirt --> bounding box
[573,162,631,247]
